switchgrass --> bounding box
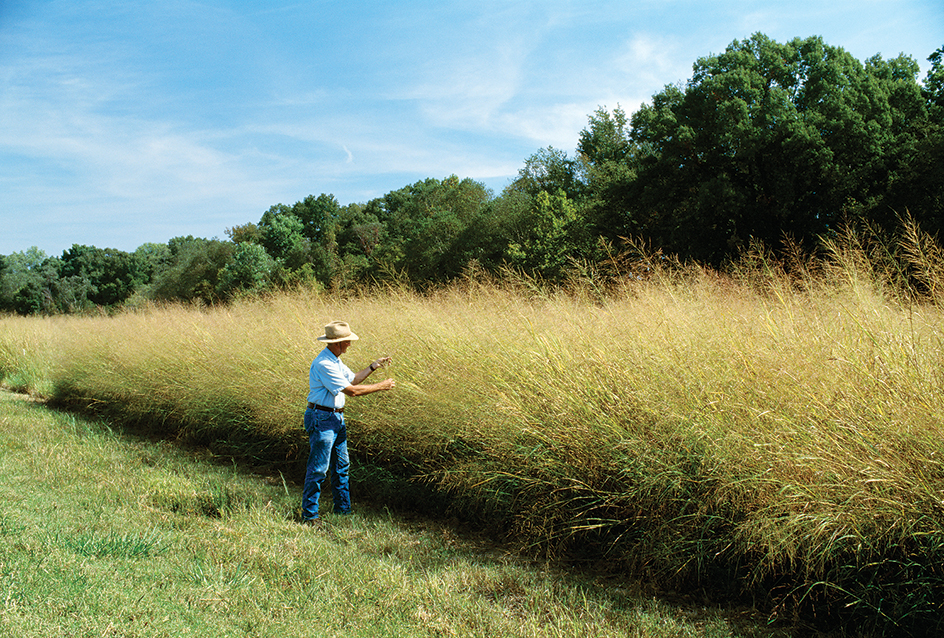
[3,224,944,633]
[0,392,759,637]
[0,313,64,396]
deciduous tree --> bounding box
[624,34,937,263]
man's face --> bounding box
[337,340,352,355]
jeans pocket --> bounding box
[316,412,343,431]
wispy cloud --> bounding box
[1,0,941,254]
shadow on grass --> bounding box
[32,392,847,637]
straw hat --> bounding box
[317,321,359,343]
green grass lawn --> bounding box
[0,391,791,638]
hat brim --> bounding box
[318,333,359,343]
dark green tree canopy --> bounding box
[922,46,944,115]
[511,146,585,201]
[60,244,146,307]
[150,237,234,305]
[3,34,941,314]
[216,242,276,300]
[618,33,939,263]
[370,176,493,284]
[292,193,341,244]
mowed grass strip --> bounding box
[4,226,944,633]
[0,392,773,638]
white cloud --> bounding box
[1,0,942,255]
[617,34,694,91]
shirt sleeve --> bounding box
[313,357,354,396]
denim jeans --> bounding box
[302,408,351,520]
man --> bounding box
[302,320,395,526]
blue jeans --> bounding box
[302,408,351,520]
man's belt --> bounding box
[308,402,344,413]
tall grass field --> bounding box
[0,392,756,637]
[3,225,944,635]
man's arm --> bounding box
[343,378,395,396]
[343,356,395,396]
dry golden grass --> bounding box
[3,227,944,633]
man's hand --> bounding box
[371,356,392,370]
[343,377,395,396]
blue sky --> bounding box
[1,1,942,257]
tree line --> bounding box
[3,34,943,314]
